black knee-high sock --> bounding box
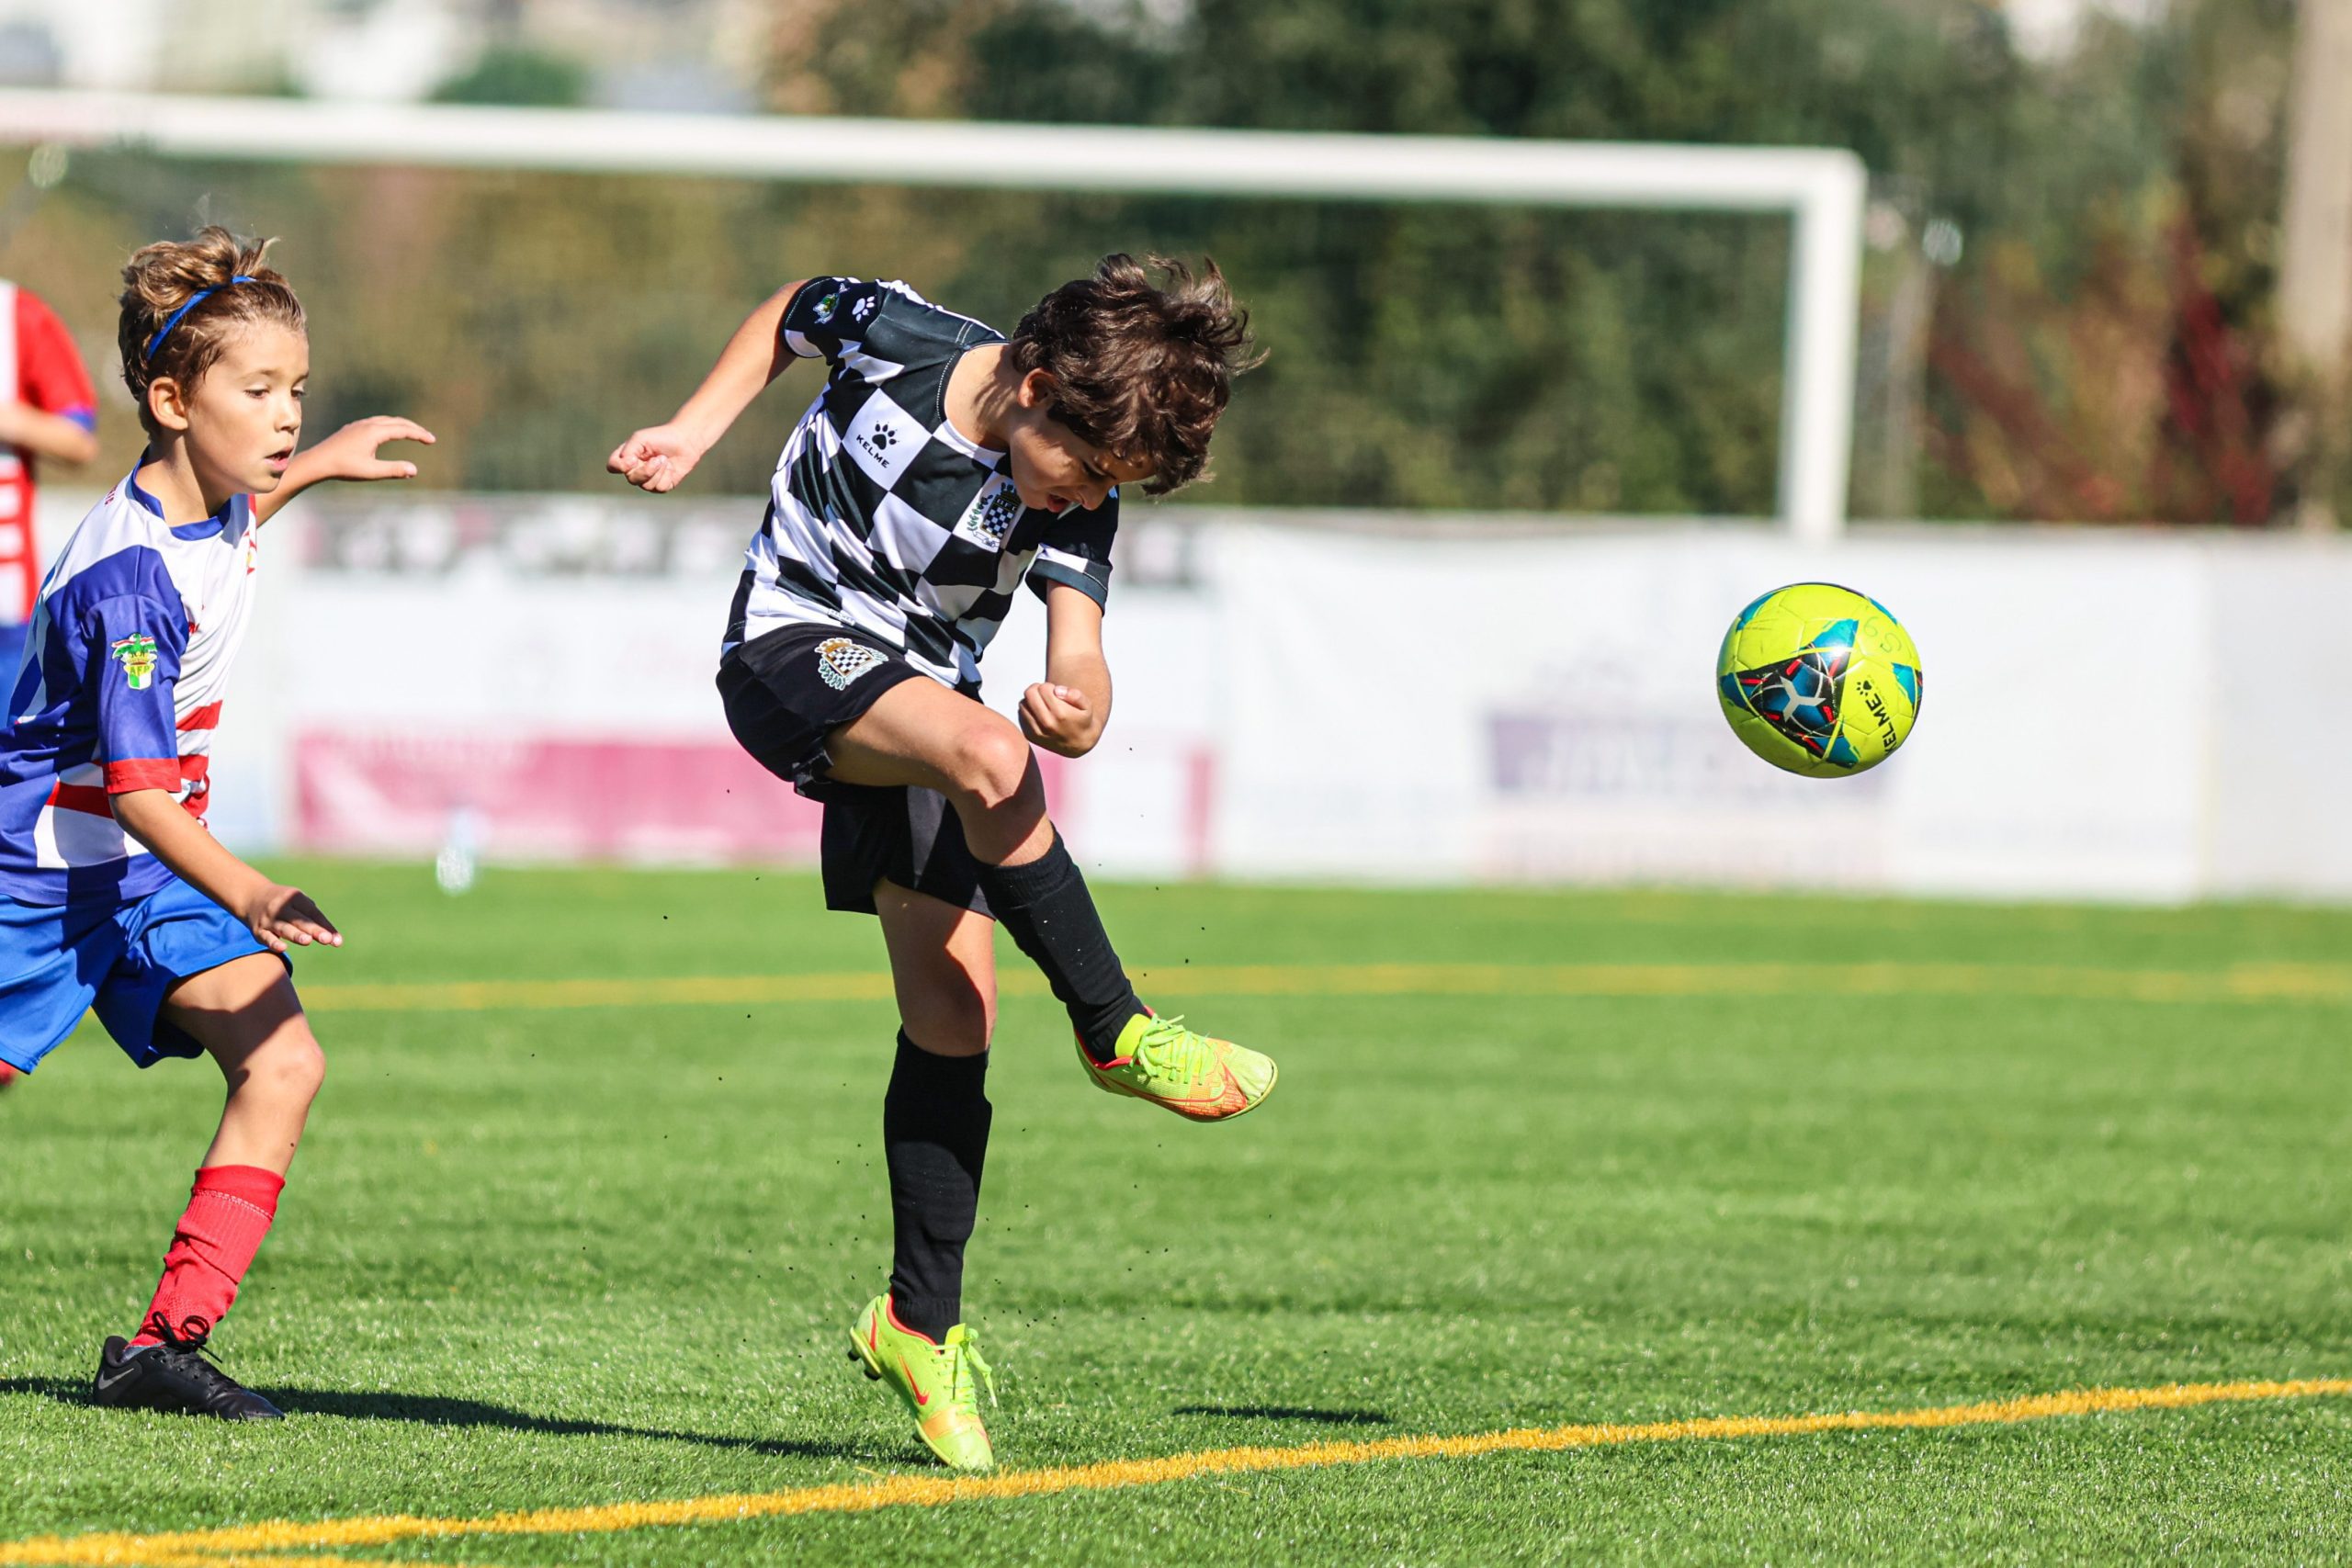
[884,1032,991,1342]
[978,831,1147,1063]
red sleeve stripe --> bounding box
[46,780,204,822]
[177,702,221,732]
[48,782,111,818]
[53,778,206,819]
[103,759,182,793]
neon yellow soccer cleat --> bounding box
[848,1294,996,1472]
[1078,1011,1278,1122]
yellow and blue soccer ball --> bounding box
[1716,582,1922,777]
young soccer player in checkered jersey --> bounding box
[0,276,103,1093]
[0,228,432,1418]
[609,258,1268,1471]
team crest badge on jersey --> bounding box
[815,637,887,692]
[111,634,159,691]
[810,289,842,324]
[953,476,1025,551]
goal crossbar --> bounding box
[0,89,1865,538]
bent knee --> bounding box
[943,719,1033,812]
[245,1030,327,1105]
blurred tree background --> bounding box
[0,0,2320,524]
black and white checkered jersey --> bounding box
[721,276,1116,694]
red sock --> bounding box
[129,1165,285,1347]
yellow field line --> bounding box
[5,1379,2344,1566]
[291,958,2352,1014]
[48,1557,509,1568]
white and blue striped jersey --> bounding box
[723,276,1117,694]
[0,468,260,906]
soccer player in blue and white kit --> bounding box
[610,259,1269,1472]
[0,228,430,1419]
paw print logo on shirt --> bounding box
[842,391,926,485]
[852,295,877,322]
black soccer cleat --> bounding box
[92,1332,284,1421]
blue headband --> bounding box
[141,275,257,363]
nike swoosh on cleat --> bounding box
[899,1356,929,1404]
[92,1368,135,1393]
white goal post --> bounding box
[0,89,1866,540]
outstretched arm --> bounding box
[111,790,340,953]
[253,415,436,525]
[1020,584,1114,759]
[607,280,808,494]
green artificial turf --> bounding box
[3,863,2348,1564]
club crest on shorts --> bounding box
[815,637,887,692]
[110,633,159,691]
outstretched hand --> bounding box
[607,423,707,493]
[305,415,436,483]
[242,882,342,953]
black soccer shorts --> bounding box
[717,622,991,919]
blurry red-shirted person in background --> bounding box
[0,279,101,661]
[0,279,98,1092]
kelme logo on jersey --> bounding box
[955,476,1024,550]
[815,637,887,692]
[843,392,926,485]
[110,633,160,691]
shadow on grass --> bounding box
[1172,1404,1391,1426]
[1,1377,866,1461]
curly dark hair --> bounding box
[1008,254,1262,495]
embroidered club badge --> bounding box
[815,637,887,692]
[958,479,1023,549]
[111,633,160,691]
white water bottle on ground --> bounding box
[435,807,480,895]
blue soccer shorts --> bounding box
[0,876,283,1073]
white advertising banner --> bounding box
[39,487,2350,904]
[1204,522,2214,899]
